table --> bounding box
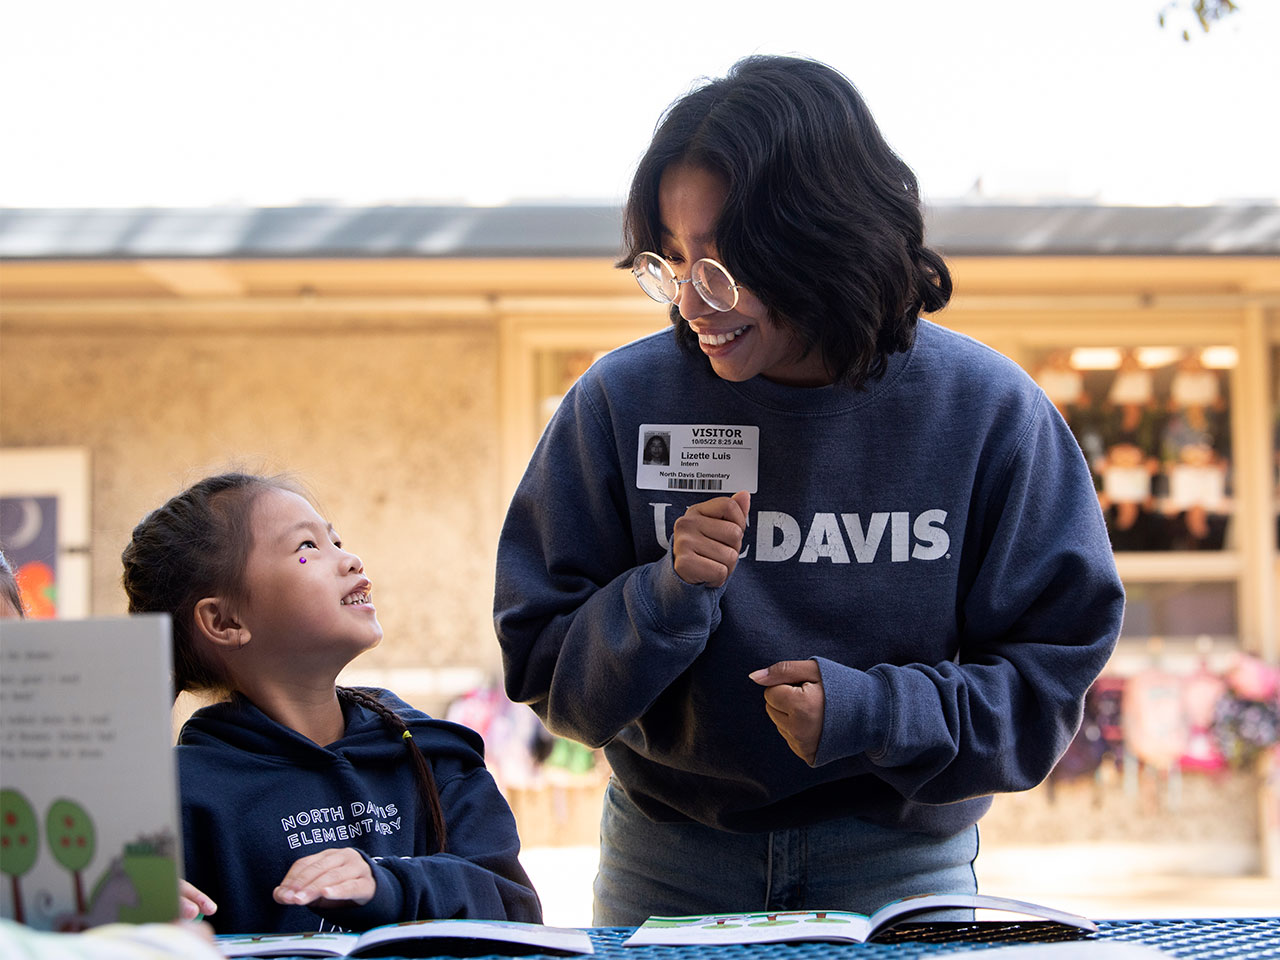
[597,921,1279,958]
[225,919,1280,959]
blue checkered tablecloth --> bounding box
[221,919,1280,959]
[593,920,1279,958]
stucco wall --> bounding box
[0,312,504,707]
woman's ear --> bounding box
[193,597,249,649]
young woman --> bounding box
[123,473,541,934]
[495,55,1125,925]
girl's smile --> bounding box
[340,584,373,607]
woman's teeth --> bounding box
[699,325,749,346]
[340,592,369,606]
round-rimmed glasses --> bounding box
[630,251,741,312]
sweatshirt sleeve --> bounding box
[316,766,542,928]
[494,378,724,746]
[812,394,1125,802]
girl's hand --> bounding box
[273,847,376,908]
[750,659,825,764]
[179,879,217,920]
[672,490,751,587]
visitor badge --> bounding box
[636,424,759,494]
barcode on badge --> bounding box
[667,478,724,491]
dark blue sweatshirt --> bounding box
[176,688,541,934]
[495,321,1125,837]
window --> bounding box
[1030,346,1235,553]
[1273,343,1280,551]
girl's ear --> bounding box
[193,597,249,649]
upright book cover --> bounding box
[0,615,182,930]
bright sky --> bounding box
[1,0,1276,208]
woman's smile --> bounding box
[695,324,752,348]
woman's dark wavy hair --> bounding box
[121,472,448,852]
[618,54,952,388]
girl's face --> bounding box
[657,161,832,387]
[237,487,383,672]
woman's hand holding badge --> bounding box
[671,490,751,587]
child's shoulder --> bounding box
[349,686,488,762]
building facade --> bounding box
[2,203,1278,874]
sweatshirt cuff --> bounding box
[639,552,724,636]
[812,657,890,768]
[314,853,404,929]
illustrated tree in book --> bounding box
[46,798,95,914]
[1,788,40,924]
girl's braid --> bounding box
[338,687,448,852]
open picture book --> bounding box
[217,919,595,958]
[623,894,1098,946]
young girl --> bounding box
[123,473,541,934]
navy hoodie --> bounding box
[495,322,1125,836]
[176,687,541,934]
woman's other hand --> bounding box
[750,659,825,764]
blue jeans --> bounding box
[592,779,979,927]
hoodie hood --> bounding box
[178,687,485,772]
